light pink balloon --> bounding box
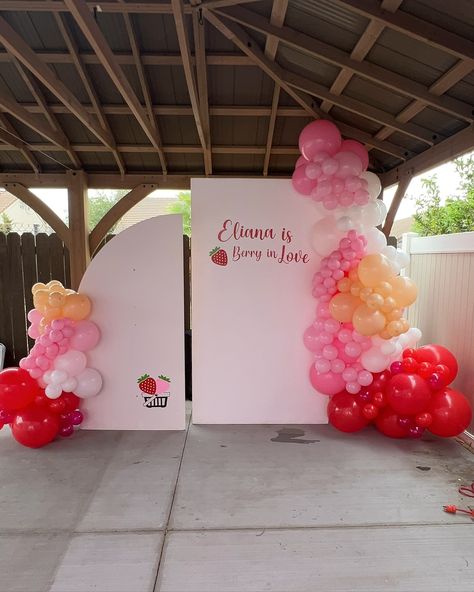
[292,165,317,195]
[54,349,87,377]
[309,365,345,395]
[299,120,342,160]
[303,325,321,352]
[305,163,322,180]
[340,139,369,170]
[28,308,43,323]
[321,157,339,176]
[333,151,363,178]
[28,325,40,339]
[346,381,361,394]
[295,155,309,169]
[74,368,103,398]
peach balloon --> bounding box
[329,293,360,323]
[358,254,393,288]
[32,282,47,294]
[390,276,418,307]
[33,289,50,308]
[63,293,91,321]
[48,291,66,307]
[353,304,386,336]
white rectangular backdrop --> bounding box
[191,178,327,424]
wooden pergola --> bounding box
[0,0,472,287]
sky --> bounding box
[6,149,473,224]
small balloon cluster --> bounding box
[296,119,472,439]
[0,280,102,448]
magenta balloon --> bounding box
[309,365,346,395]
[292,165,317,195]
[295,155,309,169]
[340,139,369,171]
[333,151,363,178]
[299,120,342,160]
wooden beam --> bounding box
[320,0,402,114]
[3,182,70,245]
[380,124,474,188]
[335,0,474,62]
[382,175,412,237]
[89,184,157,255]
[263,0,289,176]
[64,0,166,168]
[0,15,116,150]
[0,114,40,173]
[0,1,193,13]
[54,13,125,175]
[172,0,211,174]
[204,10,408,160]
[0,173,192,189]
[0,88,68,148]
[214,5,474,122]
[192,3,212,174]
[12,57,81,169]
[66,171,90,289]
[120,7,167,174]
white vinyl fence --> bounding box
[403,231,474,429]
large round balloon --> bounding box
[386,373,431,415]
[340,139,369,171]
[358,254,393,288]
[375,407,409,439]
[329,293,360,323]
[11,407,60,448]
[327,391,368,433]
[299,120,342,159]
[427,388,472,437]
[413,345,458,384]
[0,368,40,412]
[310,365,345,396]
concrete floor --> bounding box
[1,407,473,592]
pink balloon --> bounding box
[310,366,346,395]
[292,165,317,195]
[54,349,87,377]
[303,325,321,352]
[36,356,50,371]
[299,120,342,160]
[340,139,369,171]
[333,151,363,178]
[28,308,43,323]
[295,155,309,169]
[305,163,322,179]
[28,325,40,339]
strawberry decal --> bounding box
[137,374,156,395]
[210,246,228,266]
[155,375,171,394]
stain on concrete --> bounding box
[271,428,320,444]
[416,466,431,471]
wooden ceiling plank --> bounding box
[263,0,289,176]
[12,57,81,169]
[191,2,213,174]
[0,14,116,149]
[214,5,473,122]
[64,0,166,168]
[204,10,407,160]
[172,0,211,174]
[53,13,125,175]
[334,0,474,62]
[321,0,402,113]
[0,115,40,173]
[0,1,191,13]
[121,7,167,174]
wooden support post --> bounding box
[382,175,412,238]
[67,170,90,289]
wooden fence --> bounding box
[0,232,191,368]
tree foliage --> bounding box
[412,154,474,236]
[0,212,13,233]
[166,191,191,236]
[88,190,128,231]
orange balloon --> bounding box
[390,276,418,307]
[43,306,63,321]
[375,281,392,297]
[358,254,393,288]
[366,293,384,310]
[32,282,47,295]
[353,304,386,336]
[33,289,50,308]
[63,293,91,321]
[329,293,360,323]
[337,278,351,293]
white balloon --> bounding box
[382,245,398,261]
[50,369,68,385]
[361,171,381,200]
[361,348,390,373]
[45,384,62,399]
[74,368,103,399]
[380,341,396,355]
[363,227,387,254]
[336,216,354,232]
[62,377,78,393]
[396,249,410,268]
[376,200,387,224]
[360,201,381,226]
[311,216,344,256]
[43,370,53,383]
[54,349,87,377]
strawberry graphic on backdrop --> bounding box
[155,375,171,394]
[137,374,156,395]
[210,246,228,266]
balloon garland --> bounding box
[0,281,102,448]
[294,120,472,439]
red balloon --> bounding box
[386,373,431,415]
[427,388,472,438]
[375,407,409,439]
[61,393,80,412]
[362,403,378,420]
[413,345,458,384]
[11,407,60,448]
[0,368,40,412]
[327,392,369,433]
